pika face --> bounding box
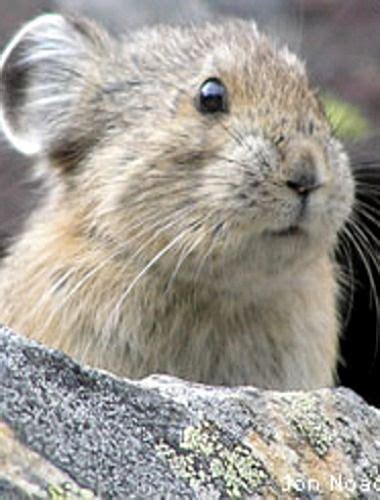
[0,14,356,387]
[1,14,354,291]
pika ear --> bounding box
[0,14,108,156]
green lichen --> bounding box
[48,482,96,500]
[157,420,269,499]
[322,93,371,140]
[182,422,221,457]
[287,396,336,457]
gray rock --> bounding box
[1,325,380,499]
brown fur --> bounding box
[0,15,354,389]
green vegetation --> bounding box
[322,93,371,140]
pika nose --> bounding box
[285,141,326,196]
[286,173,322,195]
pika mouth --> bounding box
[264,225,304,238]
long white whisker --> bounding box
[354,203,380,228]
[31,205,198,345]
[165,227,208,293]
[106,225,194,332]
[193,222,224,284]
[336,231,356,328]
[344,221,379,319]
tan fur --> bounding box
[0,15,355,389]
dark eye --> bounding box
[197,77,228,114]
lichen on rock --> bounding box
[1,326,380,498]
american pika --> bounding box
[0,14,354,389]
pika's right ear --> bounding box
[0,14,108,156]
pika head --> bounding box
[0,14,354,290]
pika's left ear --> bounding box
[0,13,110,158]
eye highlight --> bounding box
[196,77,228,114]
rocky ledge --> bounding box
[0,326,379,499]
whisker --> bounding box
[336,232,356,329]
[349,216,379,258]
[193,220,224,284]
[215,115,246,149]
[165,229,207,293]
[106,225,196,332]
[343,222,379,319]
[355,202,380,218]
[28,204,199,343]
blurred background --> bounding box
[0,1,379,405]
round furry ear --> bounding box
[0,13,108,156]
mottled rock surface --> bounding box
[1,326,379,499]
